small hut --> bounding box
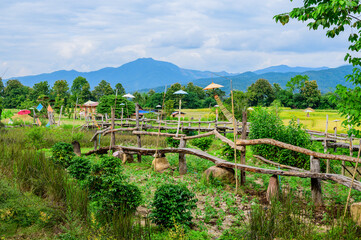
[78,100,99,116]
[171,111,186,118]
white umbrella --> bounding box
[173,90,188,137]
[123,93,135,99]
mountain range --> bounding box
[5,58,353,93]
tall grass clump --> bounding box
[249,107,312,169]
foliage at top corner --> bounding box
[274,0,361,137]
[249,107,311,169]
[150,183,197,228]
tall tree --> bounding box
[247,78,275,106]
[31,81,50,101]
[0,77,4,97]
[3,79,30,108]
[274,1,361,136]
[52,80,69,99]
[70,76,91,104]
[300,80,321,108]
[115,83,126,96]
[92,80,114,101]
[286,75,309,93]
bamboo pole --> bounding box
[324,115,329,173]
[230,79,238,193]
[344,139,361,217]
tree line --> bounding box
[0,74,337,119]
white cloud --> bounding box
[0,0,352,78]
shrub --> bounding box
[99,180,142,216]
[191,137,213,151]
[249,108,311,169]
[25,127,46,149]
[150,184,197,228]
[51,142,75,168]
[68,156,91,180]
[221,142,241,162]
[166,130,180,148]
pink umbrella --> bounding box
[18,110,31,115]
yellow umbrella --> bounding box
[203,82,224,90]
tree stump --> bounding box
[179,138,187,175]
[310,156,323,206]
[266,175,279,203]
[351,202,361,226]
[72,141,81,157]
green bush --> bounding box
[51,142,75,168]
[99,180,142,216]
[249,108,311,169]
[85,155,141,218]
[68,156,91,180]
[191,137,213,151]
[221,142,240,162]
[25,127,46,149]
[165,130,180,148]
[150,184,197,228]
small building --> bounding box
[131,110,156,119]
[171,111,186,118]
[78,100,99,115]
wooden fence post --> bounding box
[179,137,187,175]
[93,138,98,150]
[324,115,330,173]
[310,156,323,206]
[111,107,115,147]
[136,104,142,162]
[240,111,247,185]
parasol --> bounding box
[203,82,224,90]
[18,110,31,115]
[123,93,135,99]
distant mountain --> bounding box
[6,58,234,92]
[190,65,353,94]
[142,65,354,94]
[253,65,329,74]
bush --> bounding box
[99,180,142,216]
[249,108,311,169]
[221,142,241,162]
[150,184,197,228]
[25,127,46,149]
[191,137,213,151]
[51,142,75,168]
[166,130,180,148]
[68,156,91,180]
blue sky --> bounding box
[0,0,350,78]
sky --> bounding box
[0,0,351,78]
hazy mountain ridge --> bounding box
[5,58,350,93]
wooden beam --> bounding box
[236,138,360,163]
[84,145,361,191]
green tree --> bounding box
[300,80,321,108]
[52,80,70,111]
[164,99,175,117]
[247,78,275,106]
[3,79,29,108]
[286,75,309,93]
[115,83,126,96]
[70,76,92,104]
[31,81,50,101]
[274,1,361,136]
[145,92,164,108]
[96,95,135,118]
[92,80,114,101]
[0,97,3,120]
[0,77,4,97]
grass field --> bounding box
[1,107,352,135]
